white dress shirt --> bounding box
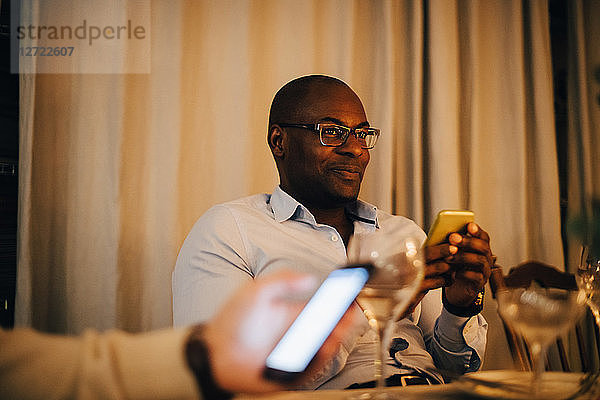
[172,186,487,389]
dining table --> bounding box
[236,370,600,400]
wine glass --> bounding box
[496,285,587,398]
[577,246,600,328]
[347,222,425,397]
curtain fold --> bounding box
[565,0,600,373]
[422,0,562,369]
[567,0,600,266]
[17,0,570,369]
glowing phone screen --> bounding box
[265,266,369,373]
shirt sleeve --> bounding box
[172,205,254,326]
[0,327,199,400]
[417,288,488,374]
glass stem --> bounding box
[375,320,391,391]
[529,342,545,397]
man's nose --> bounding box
[336,132,365,157]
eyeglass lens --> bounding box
[319,125,378,149]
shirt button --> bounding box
[331,235,339,242]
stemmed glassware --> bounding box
[577,246,600,328]
[347,221,425,398]
[496,284,587,398]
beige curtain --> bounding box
[423,0,563,369]
[17,0,563,369]
[565,0,600,372]
[567,0,600,264]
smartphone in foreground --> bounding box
[423,209,475,247]
[263,264,372,382]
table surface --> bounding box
[236,370,600,400]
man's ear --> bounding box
[268,125,285,158]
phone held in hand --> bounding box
[263,264,373,382]
[423,209,475,247]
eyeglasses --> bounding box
[278,123,380,149]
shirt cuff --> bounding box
[435,308,471,351]
[432,310,488,373]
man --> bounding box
[173,75,493,389]
[1,271,351,399]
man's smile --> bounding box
[329,165,363,180]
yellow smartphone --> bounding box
[423,210,475,247]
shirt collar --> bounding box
[270,185,378,228]
[270,186,304,223]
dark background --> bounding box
[0,0,19,328]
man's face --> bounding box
[278,85,371,209]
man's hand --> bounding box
[398,222,493,319]
[424,222,493,307]
[199,270,359,394]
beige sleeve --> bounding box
[0,327,200,400]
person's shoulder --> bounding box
[375,209,412,223]
[378,213,420,226]
[195,193,272,223]
[222,193,271,207]
[376,212,426,237]
[183,194,271,239]
[212,193,271,214]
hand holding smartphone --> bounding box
[263,264,372,382]
[423,210,475,247]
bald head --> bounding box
[268,75,363,128]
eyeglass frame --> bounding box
[277,123,380,149]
